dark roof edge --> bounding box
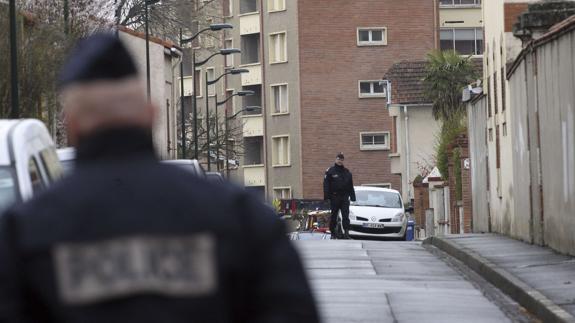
[507,15,575,79]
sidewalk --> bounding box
[424,234,575,323]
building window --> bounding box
[225,39,234,67]
[272,136,290,166]
[439,0,481,7]
[226,89,235,113]
[360,132,390,150]
[270,84,288,114]
[358,80,387,98]
[273,187,292,200]
[241,34,260,65]
[269,32,287,63]
[357,27,387,46]
[240,0,258,14]
[488,128,493,142]
[195,69,203,97]
[268,0,285,12]
[207,67,215,96]
[502,122,507,137]
[226,0,233,16]
[440,28,483,56]
[244,137,264,165]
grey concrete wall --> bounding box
[506,25,575,256]
[467,96,490,233]
[262,0,303,198]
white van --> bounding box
[0,119,63,214]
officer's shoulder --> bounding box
[326,166,335,173]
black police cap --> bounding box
[336,153,344,160]
[59,33,138,88]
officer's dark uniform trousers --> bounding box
[323,164,356,235]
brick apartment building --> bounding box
[187,0,440,200]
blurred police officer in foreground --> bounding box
[323,153,356,240]
[0,33,319,323]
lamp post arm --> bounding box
[207,71,231,86]
[217,93,238,106]
[195,52,220,67]
[181,27,212,44]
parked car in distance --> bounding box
[56,147,76,174]
[205,171,224,183]
[56,148,207,180]
[0,119,63,214]
[348,186,408,240]
[161,159,206,179]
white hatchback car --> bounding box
[349,186,407,239]
[0,119,63,214]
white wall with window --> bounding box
[272,136,290,166]
[270,84,288,114]
[225,39,234,67]
[206,67,215,96]
[273,187,292,199]
[440,28,483,56]
[268,0,285,12]
[357,27,387,46]
[358,80,387,98]
[269,32,287,63]
[360,132,390,150]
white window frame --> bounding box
[269,31,288,64]
[440,28,483,56]
[206,67,216,96]
[439,0,481,8]
[358,80,388,98]
[273,186,292,199]
[267,0,286,12]
[270,83,289,115]
[224,39,234,67]
[361,183,392,189]
[359,131,390,151]
[272,135,290,167]
[227,0,234,17]
[357,27,387,46]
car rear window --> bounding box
[0,168,18,215]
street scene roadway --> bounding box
[294,239,535,323]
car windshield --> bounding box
[0,167,18,215]
[353,190,402,208]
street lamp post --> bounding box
[206,68,249,171]
[144,0,160,103]
[195,48,241,170]
[9,0,19,118]
[179,23,233,159]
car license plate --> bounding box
[362,223,384,229]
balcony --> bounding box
[240,64,262,86]
[240,12,260,35]
[242,115,263,137]
[243,164,265,187]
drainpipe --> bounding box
[404,105,411,201]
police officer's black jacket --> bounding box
[0,128,319,323]
[323,164,356,201]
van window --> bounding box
[29,158,45,194]
[0,168,18,215]
[40,148,64,182]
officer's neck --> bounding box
[75,126,157,163]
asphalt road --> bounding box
[293,240,525,323]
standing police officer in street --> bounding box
[324,153,356,239]
[0,33,319,323]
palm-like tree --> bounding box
[423,50,478,122]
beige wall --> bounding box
[119,31,179,160]
[389,105,441,201]
[440,7,482,28]
[263,0,303,199]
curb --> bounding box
[423,236,575,323]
